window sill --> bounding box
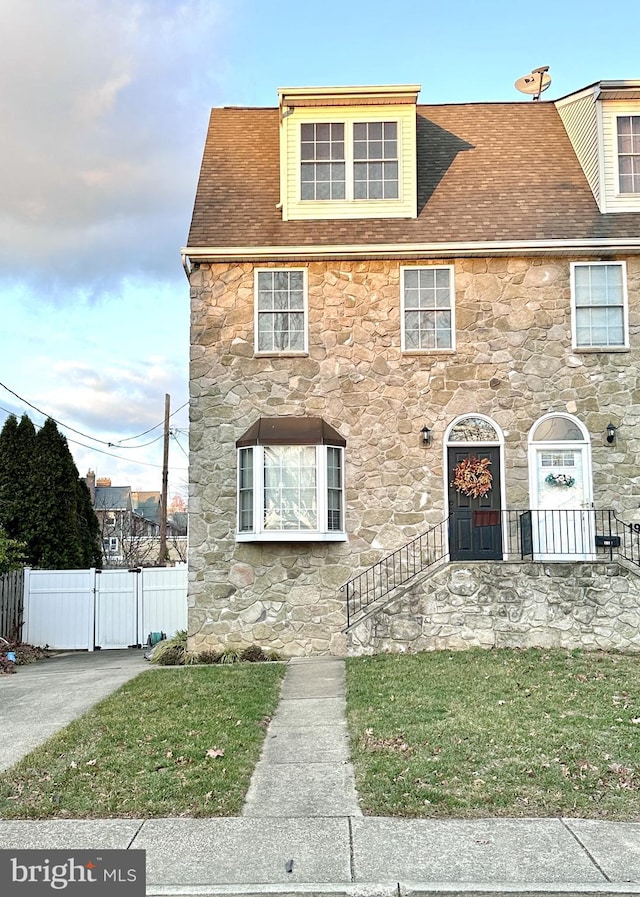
[254,351,309,358]
[236,532,347,543]
[402,349,456,356]
[573,346,630,354]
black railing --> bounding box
[341,516,450,629]
[341,509,640,630]
[502,508,624,561]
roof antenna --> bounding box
[514,66,551,101]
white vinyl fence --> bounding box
[23,566,187,650]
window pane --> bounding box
[263,446,317,530]
[257,270,306,352]
[403,267,453,350]
[532,417,583,441]
[327,447,343,531]
[617,117,640,193]
[238,448,254,532]
[449,418,499,442]
[404,269,419,289]
[352,123,398,199]
[573,264,625,347]
[300,123,345,200]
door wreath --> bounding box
[451,455,493,498]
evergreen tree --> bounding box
[0,526,26,574]
[0,414,37,548]
[77,478,103,568]
[31,418,83,568]
[0,414,102,569]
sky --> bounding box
[1,0,639,502]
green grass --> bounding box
[346,648,640,819]
[0,664,285,819]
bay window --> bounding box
[236,418,346,542]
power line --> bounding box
[116,401,189,444]
[170,430,189,460]
[0,380,188,450]
[65,434,187,470]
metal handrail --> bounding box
[340,508,640,631]
[340,515,450,629]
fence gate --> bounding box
[95,569,139,649]
[23,566,187,650]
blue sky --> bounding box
[1,0,639,499]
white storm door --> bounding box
[532,447,595,560]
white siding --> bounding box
[602,101,640,213]
[282,103,417,221]
[556,93,601,207]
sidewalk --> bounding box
[1,657,640,895]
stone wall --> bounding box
[348,561,640,654]
[188,256,640,656]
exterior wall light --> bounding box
[421,425,432,446]
[606,423,617,444]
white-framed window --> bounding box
[617,115,640,194]
[570,262,628,350]
[353,122,398,199]
[236,418,346,542]
[300,120,399,202]
[105,536,118,553]
[401,265,455,351]
[254,268,308,354]
[300,123,345,200]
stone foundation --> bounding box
[347,561,640,654]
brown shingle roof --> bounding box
[187,102,640,250]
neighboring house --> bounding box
[183,80,640,658]
[85,473,187,566]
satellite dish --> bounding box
[515,66,552,101]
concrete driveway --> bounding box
[0,649,147,772]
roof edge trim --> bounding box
[183,237,640,264]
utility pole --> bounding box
[158,393,170,566]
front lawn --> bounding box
[0,664,285,819]
[346,648,640,819]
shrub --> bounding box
[149,630,187,666]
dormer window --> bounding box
[617,115,640,194]
[279,84,419,221]
[300,121,399,202]
[300,124,345,200]
[353,122,398,199]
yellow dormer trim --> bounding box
[278,84,420,222]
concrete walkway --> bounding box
[243,657,361,818]
[2,655,640,895]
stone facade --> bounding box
[347,560,640,654]
[188,256,640,657]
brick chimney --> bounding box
[85,469,96,503]
[96,477,112,487]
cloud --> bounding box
[0,0,229,299]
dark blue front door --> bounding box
[448,446,502,561]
